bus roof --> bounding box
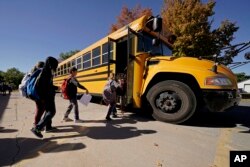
[59,15,172,65]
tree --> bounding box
[161,0,239,65]
[235,72,250,82]
[109,5,152,33]
[0,71,4,83]
[4,68,24,89]
[59,50,80,61]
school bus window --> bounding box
[60,66,63,75]
[162,45,172,56]
[61,65,63,75]
[82,52,91,69]
[57,67,60,76]
[76,57,82,69]
[137,32,172,56]
[58,67,61,76]
[67,62,71,73]
[102,42,113,64]
[54,70,57,77]
[59,66,62,75]
[63,64,67,74]
[57,68,60,76]
[92,46,101,66]
[71,59,76,68]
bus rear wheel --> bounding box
[146,80,197,124]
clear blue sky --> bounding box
[0,0,249,75]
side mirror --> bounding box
[152,38,160,46]
[152,18,162,32]
[244,52,250,60]
[146,17,162,32]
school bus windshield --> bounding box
[137,32,172,56]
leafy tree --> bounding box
[0,71,4,82]
[161,0,239,65]
[59,50,80,61]
[4,68,24,89]
[109,4,152,33]
[235,72,250,82]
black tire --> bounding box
[146,80,197,124]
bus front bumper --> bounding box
[202,90,241,112]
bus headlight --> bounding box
[205,77,232,86]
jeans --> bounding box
[64,97,79,120]
[106,103,117,118]
[36,97,56,130]
[34,100,45,126]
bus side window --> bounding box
[92,46,101,67]
[102,42,114,64]
[82,52,91,69]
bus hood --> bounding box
[146,56,238,89]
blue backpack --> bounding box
[19,72,31,97]
[26,69,42,100]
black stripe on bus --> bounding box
[76,71,109,79]
[55,63,112,78]
[78,77,107,82]
[54,70,112,83]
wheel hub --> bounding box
[156,92,178,112]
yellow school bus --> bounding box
[53,15,241,123]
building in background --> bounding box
[238,79,250,93]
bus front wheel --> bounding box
[146,80,197,124]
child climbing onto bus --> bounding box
[102,73,122,121]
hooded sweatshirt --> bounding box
[36,57,58,100]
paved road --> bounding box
[0,92,250,167]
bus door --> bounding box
[114,28,136,107]
[126,28,136,106]
[115,38,129,106]
[107,38,116,75]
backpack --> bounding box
[61,77,71,100]
[102,80,116,105]
[19,72,31,97]
[26,69,42,100]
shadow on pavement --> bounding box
[85,123,156,140]
[0,126,18,133]
[0,126,86,167]
[128,103,250,130]
[84,116,157,140]
[97,104,250,132]
[86,111,155,125]
[184,106,250,129]
[48,118,157,141]
[0,94,10,121]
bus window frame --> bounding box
[82,52,91,70]
[71,59,76,68]
[136,31,172,56]
[102,42,114,65]
[67,62,71,73]
[92,46,101,67]
[76,56,82,70]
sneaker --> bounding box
[106,117,112,121]
[44,127,58,133]
[31,128,43,138]
[63,117,73,122]
[112,114,118,118]
[74,119,83,123]
[31,125,45,131]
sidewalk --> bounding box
[0,92,116,167]
[0,92,158,167]
[2,92,249,167]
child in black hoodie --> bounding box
[31,56,59,138]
